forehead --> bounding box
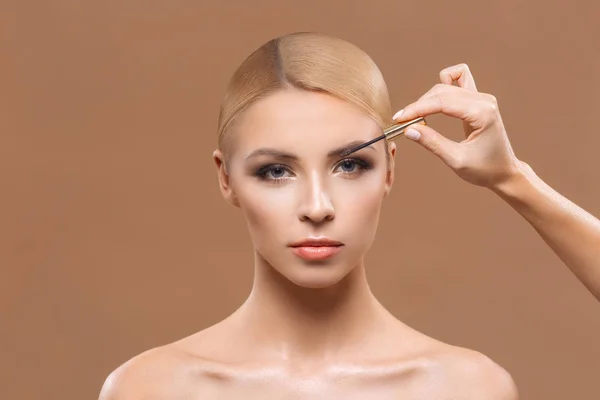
[231,89,382,155]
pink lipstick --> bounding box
[289,238,344,261]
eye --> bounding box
[338,159,359,173]
[268,165,287,179]
[254,164,294,182]
[334,158,373,175]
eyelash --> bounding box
[254,158,374,183]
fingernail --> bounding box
[405,128,421,141]
[392,109,404,120]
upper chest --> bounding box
[176,363,446,400]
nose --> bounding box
[297,172,335,224]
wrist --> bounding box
[489,160,534,199]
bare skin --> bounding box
[97,63,600,399]
[99,268,516,399]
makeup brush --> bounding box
[340,116,427,157]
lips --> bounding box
[289,238,344,261]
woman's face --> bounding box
[214,88,395,288]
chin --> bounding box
[256,250,362,289]
[282,263,354,289]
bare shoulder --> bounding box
[387,321,517,399]
[426,345,519,400]
[98,345,193,400]
[97,326,230,400]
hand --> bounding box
[394,63,523,189]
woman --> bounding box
[99,32,600,399]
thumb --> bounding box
[404,124,462,168]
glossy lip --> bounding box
[289,238,344,261]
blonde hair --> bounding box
[217,32,392,156]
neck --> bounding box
[233,252,390,362]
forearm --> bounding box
[492,161,600,301]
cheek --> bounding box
[236,184,296,241]
[333,173,387,232]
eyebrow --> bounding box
[245,140,377,161]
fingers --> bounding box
[439,63,478,92]
[397,84,492,122]
[392,63,480,121]
[391,63,498,148]
[439,63,479,136]
[394,85,499,129]
[403,123,463,168]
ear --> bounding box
[213,149,240,207]
[383,142,396,198]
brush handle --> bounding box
[340,116,427,157]
[384,117,426,141]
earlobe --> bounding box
[212,149,240,207]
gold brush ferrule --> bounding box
[383,116,427,141]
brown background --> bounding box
[2,1,600,399]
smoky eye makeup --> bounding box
[249,154,375,184]
[333,156,374,175]
[252,163,294,182]
[247,155,297,182]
